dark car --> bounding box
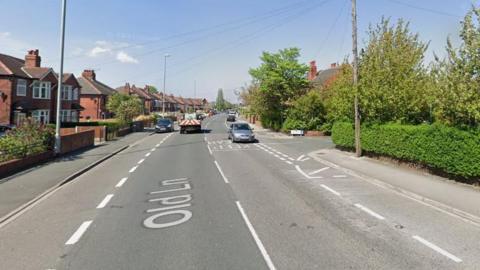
[0,125,14,137]
[228,123,255,143]
[155,119,174,133]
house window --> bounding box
[32,110,50,124]
[71,111,78,122]
[33,81,51,99]
[13,112,26,126]
[16,79,27,96]
[72,88,78,100]
[61,110,75,122]
[61,85,72,100]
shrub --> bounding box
[0,120,54,162]
[282,118,307,131]
[331,122,480,179]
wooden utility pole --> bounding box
[352,0,361,157]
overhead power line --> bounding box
[386,0,462,18]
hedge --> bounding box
[331,122,480,179]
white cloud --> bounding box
[0,32,11,38]
[116,51,139,64]
[0,32,33,55]
[88,46,111,57]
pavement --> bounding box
[0,114,479,269]
[0,131,153,220]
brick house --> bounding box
[0,50,82,125]
[116,83,154,114]
[152,92,177,112]
[77,70,115,120]
[307,61,341,89]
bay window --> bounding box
[32,110,50,124]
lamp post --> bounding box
[162,53,170,115]
[54,0,67,154]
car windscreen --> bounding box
[157,120,171,125]
[233,124,250,130]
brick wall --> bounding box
[0,78,13,124]
[60,129,94,154]
[80,95,106,120]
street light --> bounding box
[162,53,171,115]
[54,0,67,154]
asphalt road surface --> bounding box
[0,114,479,269]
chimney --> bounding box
[25,49,41,68]
[307,60,317,81]
[82,69,96,80]
[330,63,337,68]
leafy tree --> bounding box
[146,85,159,94]
[433,6,480,127]
[323,63,355,124]
[249,47,309,130]
[215,88,226,111]
[283,91,326,131]
[107,93,143,123]
[358,18,430,124]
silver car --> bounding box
[228,123,256,143]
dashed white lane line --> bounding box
[279,157,286,161]
[96,194,114,209]
[320,184,341,196]
[138,158,145,164]
[129,166,138,173]
[308,167,330,175]
[412,235,462,263]
[299,157,310,161]
[115,177,128,188]
[65,220,93,245]
[155,143,160,147]
[145,152,151,157]
[214,161,229,184]
[333,175,347,178]
[297,154,305,161]
[286,161,293,165]
[236,201,277,270]
[354,203,386,220]
[151,148,156,152]
[288,157,295,161]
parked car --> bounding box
[228,123,256,143]
[155,119,174,133]
[0,125,13,137]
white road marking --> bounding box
[96,194,114,209]
[214,161,229,184]
[279,157,286,161]
[65,220,93,245]
[308,167,330,175]
[236,201,276,270]
[295,165,322,179]
[320,184,341,196]
[412,235,462,263]
[286,161,293,165]
[129,166,138,173]
[145,152,151,157]
[287,157,295,161]
[138,158,145,164]
[207,144,213,155]
[354,203,385,220]
[151,148,156,152]
[155,143,160,147]
[300,157,310,161]
[115,177,128,188]
[297,155,305,161]
[333,175,347,178]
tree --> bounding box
[146,85,159,94]
[283,90,326,131]
[215,88,226,111]
[249,47,309,130]
[107,93,144,123]
[433,6,480,127]
[358,18,430,124]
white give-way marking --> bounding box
[308,167,330,175]
[295,165,322,179]
[320,184,341,196]
[65,220,93,245]
[236,201,276,270]
[412,235,462,263]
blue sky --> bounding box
[0,0,474,101]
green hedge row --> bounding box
[331,122,480,179]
